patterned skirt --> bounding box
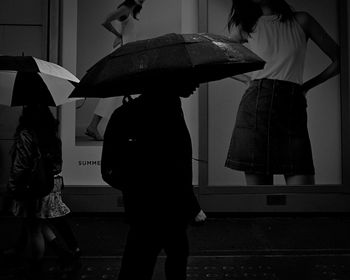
[12,175,70,219]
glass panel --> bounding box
[61,0,200,186]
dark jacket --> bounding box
[7,129,62,199]
[102,93,200,223]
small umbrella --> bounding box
[70,33,265,98]
[0,55,80,106]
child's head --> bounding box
[19,104,57,131]
[14,104,61,152]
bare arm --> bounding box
[295,12,340,94]
[228,24,251,84]
[102,5,130,38]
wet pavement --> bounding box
[1,214,350,279]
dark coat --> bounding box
[7,129,37,197]
[7,129,62,199]
[102,93,200,223]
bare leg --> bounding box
[27,219,45,261]
[86,114,103,141]
[49,216,80,253]
[26,220,45,279]
[41,222,56,242]
[245,173,273,185]
[285,175,315,185]
[42,222,76,270]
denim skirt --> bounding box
[225,78,315,175]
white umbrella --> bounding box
[0,55,80,106]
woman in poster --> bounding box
[225,0,340,185]
[85,0,146,141]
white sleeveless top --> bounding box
[122,13,144,44]
[121,14,141,44]
[110,13,142,50]
[246,15,307,84]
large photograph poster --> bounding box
[60,0,199,186]
[206,0,341,185]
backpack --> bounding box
[101,95,140,190]
[101,93,193,190]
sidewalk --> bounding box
[1,213,350,279]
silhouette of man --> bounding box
[102,82,206,280]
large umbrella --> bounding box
[0,55,80,106]
[70,33,265,98]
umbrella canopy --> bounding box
[70,33,265,98]
[0,55,80,106]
